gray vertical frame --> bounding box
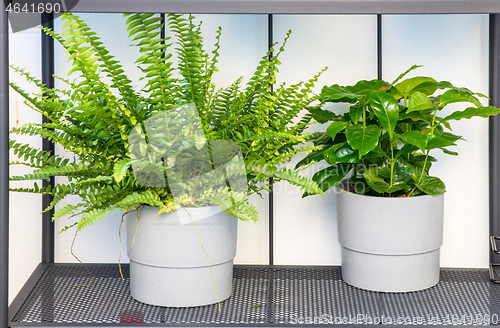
[268,13,274,267]
[0,2,8,327]
[377,14,382,80]
[41,12,55,264]
[490,14,500,264]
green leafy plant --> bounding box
[10,13,324,231]
[298,65,500,197]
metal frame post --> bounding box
[377,14,382,80]
[41,12,55,264]
[268,13,274,267]
[0,0,9,326]
[490,14,500,265]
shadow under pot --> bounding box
[336,182,444,292]
[126,205,237,307]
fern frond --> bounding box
[76,190,163,230]
[67,14,140,108]
[76,175,113,185]
[200,25,222,115]
[246,160,323,196]
[10,182,55,195]
[9,81,50,117]
[126,13,180,112]
[10,140,71,168]
[10,65,60,99]
[223,198,259,222]
[168,14,205,107]
[76,207,113,230]
[10,162,111,181]
[12,123,112,162]
[115,190,164,210]
[53,203,82,221]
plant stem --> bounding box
[407,186,417,197]
[412,105,438,195]
[362,102,367,128]
[389,143,395,187]
[417,151,429,184]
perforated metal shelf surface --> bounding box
[8,264,500,327]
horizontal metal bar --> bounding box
[67,0,500,14]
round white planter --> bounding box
[336,184,444,292]
[126,206,237,307]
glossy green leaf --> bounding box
[390,65,422,86]
[295,147,326,169]
[323,143,347,165]
[323,145,337,165]
[345,124,381,157]
[437,81,489,98]
[321,79,386,104]
[361,145,387,160]
[395,76,437,96]
[399,110,433,124]
[399,130,428,151]
[326,121,348,140]
[392,158,412,184]
[350,79,387,94]
[307,164,354,195]
[427,132,462,149]
[306,132,332,146]
[376,165,392,180]
[363,167,409,194]
[307,106,339,123]
[436,81,454,89]
[349,102,364,124]
[368,91,399,139]
[408,91,433,113]
[363,166,384,184]
[410,154,436,172]
[440,148,458,156]
[440,106,500,123]
[335,144,359,163]
[321,84,363,103]
[439,89,482,108]
[395,143,418,159]
[415,175,446,195]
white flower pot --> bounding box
[336,184,444,292]
[126,206,237,307]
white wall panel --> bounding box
[382,15,489,268]
[9,22,43,304]
[272,15,378,265]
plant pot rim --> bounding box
[336,180,444,200]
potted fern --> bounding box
[9,13,323,307]
[298,65,500,292]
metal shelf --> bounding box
[4,1,500,327]
[8,264,500,327]
[69,0,500,14]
